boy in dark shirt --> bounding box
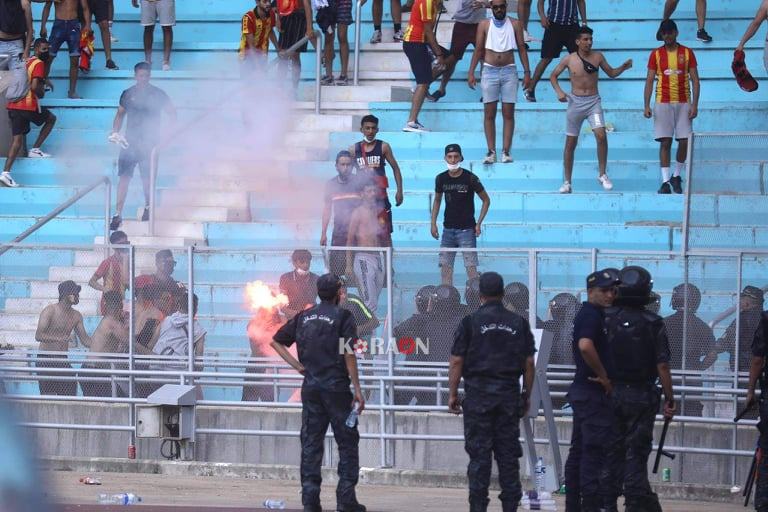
[430,144,491,286]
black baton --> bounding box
[744,446,759,507]
[653,417,672,474]
[735,403,756,423]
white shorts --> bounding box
[141,0,176,27]
[353,252,384,312]
[565,93,605,137]
[653,102,692,140]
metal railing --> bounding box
[0,177,110,258]
[353,0,363,85]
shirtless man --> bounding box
[550,25,632,193]
[132,276,164,397]
[41,0,92,98]
[736,0,768,73]
[79,290,127,397]
[0,0,33,68]
[346,181,388,312]
[467,0,531,164]
[34,280,91,395]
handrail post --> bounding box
[315,35,322,115]
[104,179,111,260]
[353,0,363,85]
[149,147,159,237]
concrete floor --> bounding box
[46,471,748,511]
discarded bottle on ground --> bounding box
[263,498,286,509]
[97,493,142,505]
[534,456,546,493]
[345,402,360,428]
[79,476,101,485]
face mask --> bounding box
[447,162,461,171]
[364,135,375,143]
[38,51,50,62]
[295,267,309,276]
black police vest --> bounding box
[606,307,660,383]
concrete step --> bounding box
[0,330,38,349]
[159,190,250,210]
[4,298,101,316]
[156,205,250,223]
[73,250,156,268]
[93,235,202,248]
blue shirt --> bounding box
[547,0,579,25]
[571,301,610,390]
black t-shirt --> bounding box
[434,169,485,229]
[278,271,319,312]
[717,309,764,372]
[324,174,362,244]
[663,310,716,370]
[750,313,768,390]
[119,84,172,148]
[451,300,536,396]
[273,301,357,391]
[571,301,611,390]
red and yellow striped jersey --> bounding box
[647,44,697,103]
[403,0,437,43]
[239,9,277,58]
[7,57,44,112]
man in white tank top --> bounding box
[736,0,768,73]
[467,0,531,164]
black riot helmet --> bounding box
[415,285,437,314]
[646,292,661,314]
[670,283,701,313]
[503,282,529,313]
[433,284,461,310]
[616,266,654,306]
[549,293,579,322]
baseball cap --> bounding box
[587,269,621,289]
[58,280,81,297]
[444,143,464,161]
[741,285,765,303]
[478,271,504,297]
[317,273,343,299]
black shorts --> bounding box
[8,108,53,136]
[87,0,110,23]
[316,0,353,32]
[403,41,431,85]
[279,11,309,53]
[541,22,578,59]
[118,146,152,178]
[449,22,478,60]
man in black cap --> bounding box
[704,285,765,374]
[448,271,536,512]
[564,268,618,512]
[34,280,92,396]
[271,274,367,512]
[601,266,675,512]
[430,143,491,286]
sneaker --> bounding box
[483,150,496,164]
[657,181,672,194]
[426,90,445,102]
[28,147,51,158]
[370,29,382,44]
[598,173,613,191]
[141,207,150,221]
[162,62,171,71]
[109,214,122,231]
[696,28,713,42]
[523,30,533,42]
[524,89,536,102]
[110,33,119,43]
[335,75,349,86]
[558,181,572,194]
[321,75,335,85]
[106,59,119,70]
[501,151,513,163]
[0,171,19,188]
[403,121,428,132]
[670,175,683,194]
[393,29,404,42]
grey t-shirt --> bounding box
[452,0,487,24]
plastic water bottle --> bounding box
[263,499,286,509]
[97,493,142,505]
[521,499,557,511]
[534,457,546,494]
[345,402,360,428]
[523,490,552,501]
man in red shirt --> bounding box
[644,19,699,195]
[88,230,130,315]
[239,0,279,72]
[1,38,57,188]
[401,0,445,132]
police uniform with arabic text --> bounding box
[273,274,366,512]
[747,309,768,512]
[451,272,536,512]
[601,266,671,512]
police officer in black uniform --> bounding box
[448,272,536,512]
[744,307,768,512]
[271,274,367,512]
[601,266,676,512]
[564,269,619,512]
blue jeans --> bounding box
[0,39,25,71]
[439,227,478,268]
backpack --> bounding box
[5,60,30,103]
[0,0,27,35]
